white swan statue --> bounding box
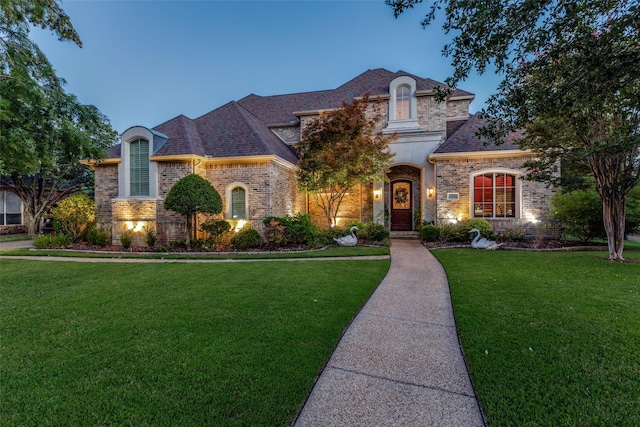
[334,226,359,246]
[469,228,503,250]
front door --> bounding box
[391,180,412,231]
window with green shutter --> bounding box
[130,139,149,196]
[231,186,246,218]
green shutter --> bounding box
[231,187,246,218]
[130,139,149,196]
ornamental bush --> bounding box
[420,224,441,242]
[87,227,110,247]
[49,194,95,243]
[33,232,70,249]
[440,219,492,242]
[201,219,231,245]
[230,227,263,250]
[120,231,132,249]
[262,213,318,246]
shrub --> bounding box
[420,224,441,242]
[87,227,110,247]
[201,219,231,245]
[163,174,223,244]
[120,231,132,249]
[143,226,157,248]
[231,227,263,251]
[361,222,390,242]
[551,186,640,241]
[167,238,188,251]
[496,228,526,242]
[33,232,70,249]
[263,219,287,249]
[440,219,493,242]
[263,213,319,246]
[49,194,96,243]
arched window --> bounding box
[473,172,518,218]
[396,84,410,120]
[129,138,149,196]
[231,186,246,219]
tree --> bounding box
[295,94,395,227]
[388,0,640,261]
[1,0,80,84]
[1,1,117,235]
[163,174,223,247]
[0,72,117,234]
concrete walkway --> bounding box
[0,239,33,250]
[294,239,485,427]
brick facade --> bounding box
[435,156,554,231]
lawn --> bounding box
[433,244,640,426]
[0,258,389,426]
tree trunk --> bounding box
[25,211,41,235]
[185,214,192,248]
[601,194,626,261]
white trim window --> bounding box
[385,76,421,133]
[471,171,520,218]
[129,138,150,197]
[119,126,159,198]
[226,183,248,219]
[396,84,411,120]
[0,190,22,225]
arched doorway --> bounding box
[390,180,413,230]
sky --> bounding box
[32,0,503,134]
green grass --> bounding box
[433,245,640,426]
[0,245,389,259]
[0,258,389,426]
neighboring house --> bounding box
[88,68,553,245]
[0,187,25,234]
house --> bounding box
[0,187,24,234]
[89,68,553,245]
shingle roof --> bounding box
[435,113,522,154]
[107,68,476,162]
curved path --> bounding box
[294,239,485,426]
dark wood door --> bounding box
[391,181,412,231]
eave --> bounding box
[428,149,534,161]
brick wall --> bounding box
[307,183,373,228]
[446,100,472,118]
[417,96,447,134]
[435,156,555,231]
[94,164,118,227]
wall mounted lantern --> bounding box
[373,189,382,200]
[427,187,435,199]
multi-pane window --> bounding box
[231,186,246,219]
[0,190,22,225]
[473,173,516,218]
[396,85,410,120]
[129,138,149,196]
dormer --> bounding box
[118,126,168,198]
[385,75,424,133]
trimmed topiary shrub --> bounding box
[420,224,441,242]
[230,227,263,250]
[201,219,231,245]
[120,231,132,249]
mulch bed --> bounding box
[422,239,608,251]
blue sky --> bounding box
[33,0,502,133]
